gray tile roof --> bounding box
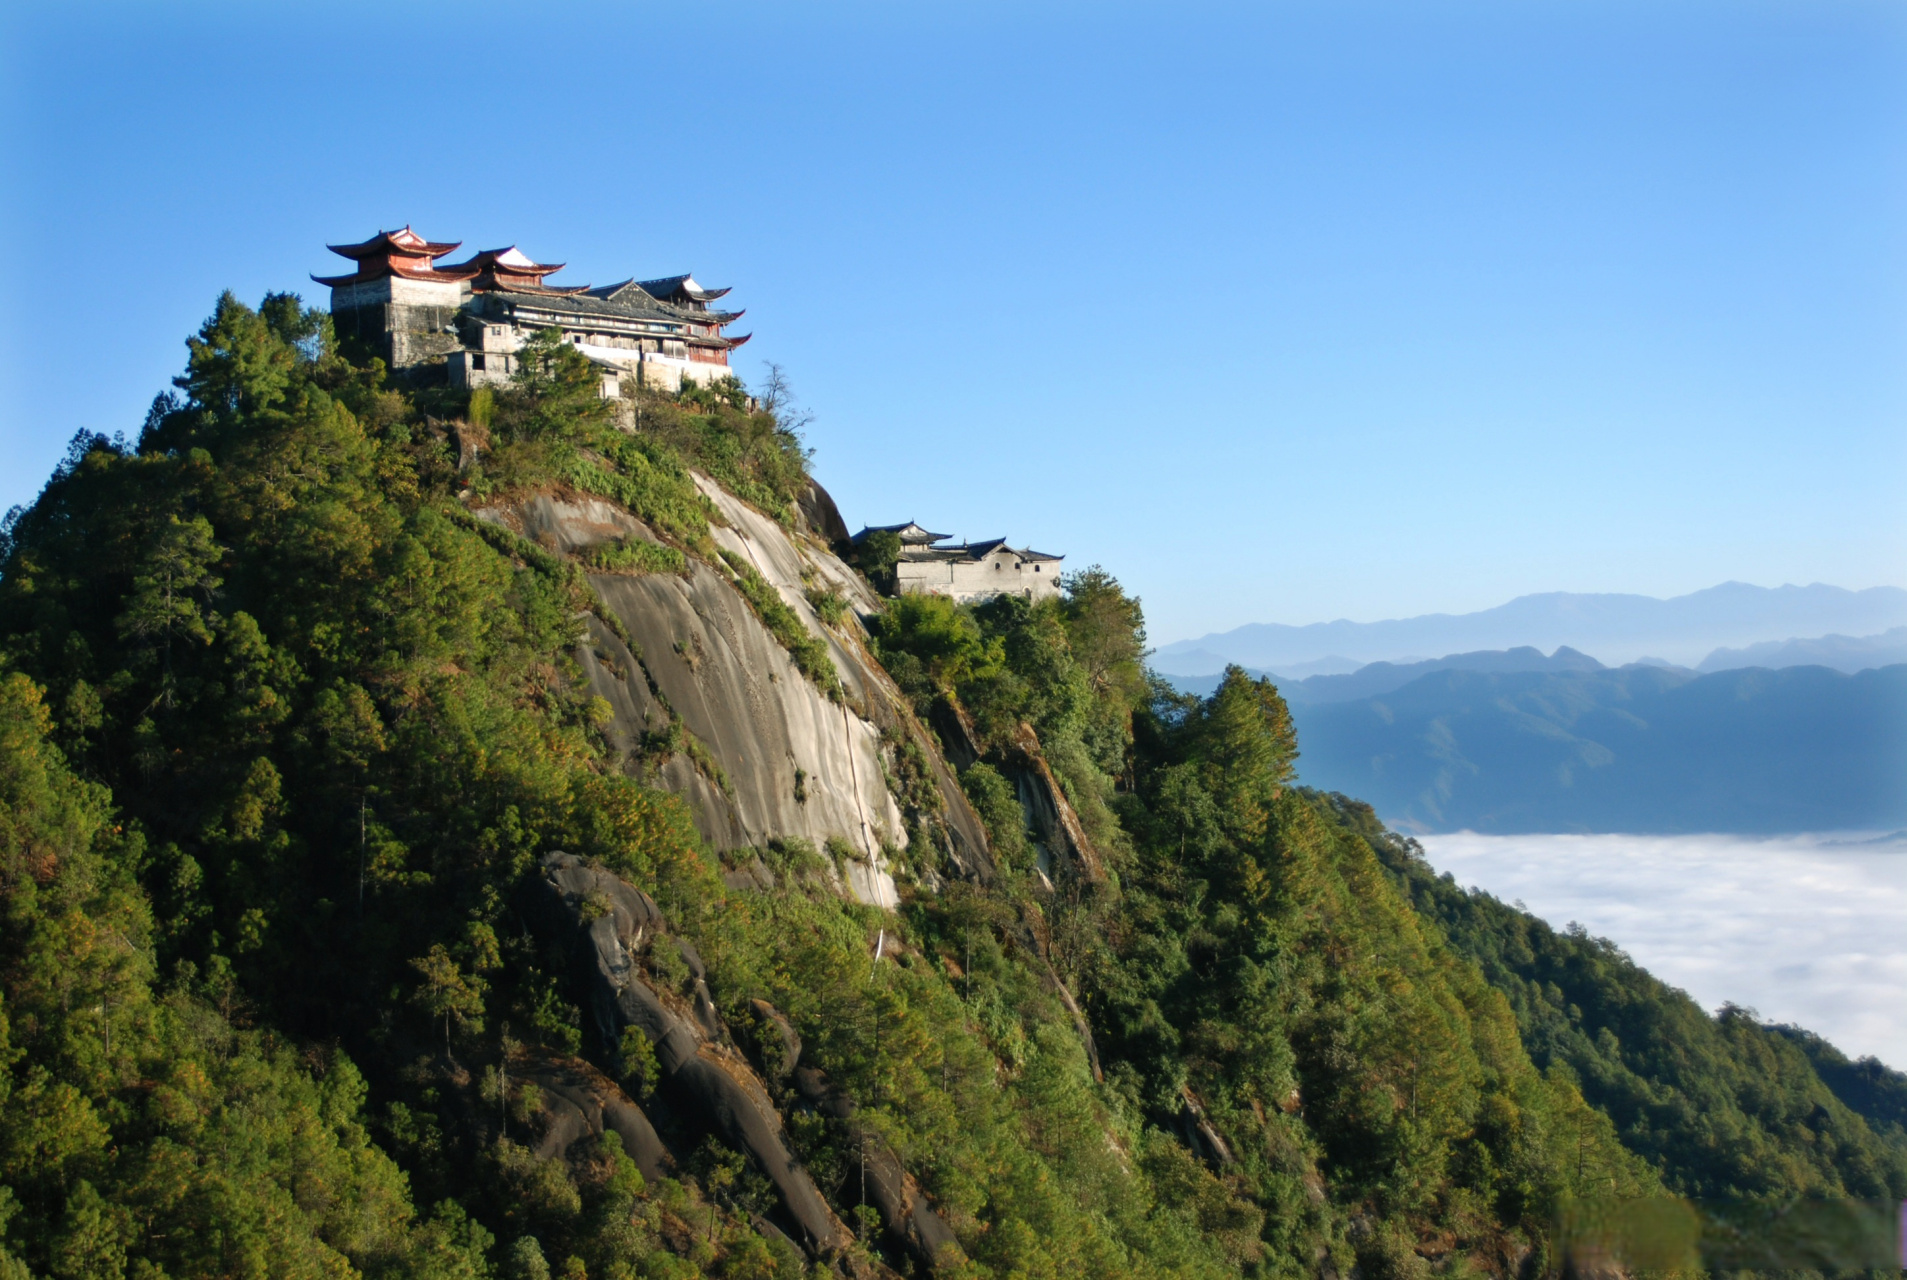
[481,288,740,328]
[854,522,951,544]
[897,538,1063,563]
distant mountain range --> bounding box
[1167,644,1605,703]
[1155,582,1907,673]
[1697,626,1907,674]
[1281,663,1907,834]
[1161,638,1907,832]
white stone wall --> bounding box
[472,321,520,353]
[446,335,735,398]
[567,346,733,396]
[629,352,736,394]
[898,548,1062,603]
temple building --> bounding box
[314,227,750,395]
[853,524,1065,603]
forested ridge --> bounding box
[0,291,1901,1279]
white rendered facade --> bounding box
[896,544,1063,603]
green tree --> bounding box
[175,290,302,419]
[1059,566,1147,703]
[852,529,902,591]
[115,514,223,698]
[1190,665,1296,843]
[411,944,488,1050]
[506,328,612,438]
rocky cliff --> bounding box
[480,480,994,907]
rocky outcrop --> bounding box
[1180,1086,1235,1168]
[592,561,902,868]
[1008,722,1105,884]
[529,852,855,1257]
[797,478,852,548]
[690,476,990,882]
[482,486,992,900]
[747,1000,963,1272]
[518,1051,672,1181]
[529,852,967,1271]
[477,474,1127,1273]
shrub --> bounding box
[805,585,849,625]
[718,551,840,699]
[585,537,688,576]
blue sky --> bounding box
[3,0,1903,643]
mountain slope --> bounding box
[1,291,1902,1280]
[1337,798,1907,1199]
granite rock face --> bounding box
[518,1051,672,1182]
[472,477,1040,1271]
[529,852,857,1257]
[530,852,965,1272]
[481,481,992,904]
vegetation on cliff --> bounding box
[0,290,1902,1279]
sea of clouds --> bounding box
[1413,831,1907,1071]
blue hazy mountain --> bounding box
[1698,626,1907,674]
[1167,644,1605,703]
[1156,582,1907,673]
[1287,663,1907,834]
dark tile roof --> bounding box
[482,288,740,328]
[638,274,733,305]
[853,522,950,544]
[897,538,1063,563]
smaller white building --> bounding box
[854,524,1064,604]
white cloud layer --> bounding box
[1414,831,1907,1071]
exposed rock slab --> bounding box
[518,1051,672,1181]
[529,852,854,1258]
[591,565,901,870]
[1009,722,1105,884]
[489,485,992,895]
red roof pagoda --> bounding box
[312,226,477,288]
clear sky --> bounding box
[3,0,1903,644]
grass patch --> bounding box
[585,536,688,576]
[718,550,841,701]
[639,716,731,795]
[558,442,716,554]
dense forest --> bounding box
[0,292,1902,1279]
